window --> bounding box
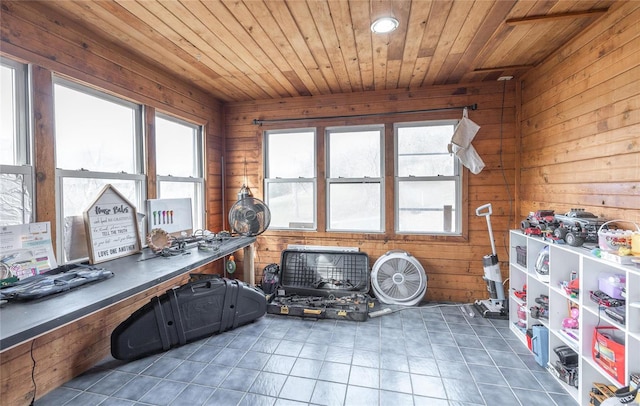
[326,126,383,232]
[155,113,204,231]
[395,121,461,234]
[1,57,33,225]
[264,129,316,230]
[54,79,145,263]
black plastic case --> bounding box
[111,277,266,360]
[267,249,371,321]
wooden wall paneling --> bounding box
[225,81,517,302]
[316,125,327,233]
[205,108,225,234]
[2,0,224,231]
[521,57,638,125]
[145,106,157,200]
[514,79,523,230]
[31,66,56,241]
[1,4,227,403]
[520,2,637,105]
[384,123,395,234]
[0,272,195,406]
[518,1,640,224]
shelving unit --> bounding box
[509,230,640,405]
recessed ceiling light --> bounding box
[371,17,399,34]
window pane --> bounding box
[0,173,32,225]
[397,124,454,176]
[156,116,199,177]
[329,130,381,178]
[62,178,137,219]
[266,182,314,229]
[266,131,315,178]
[158,181,203,230]
[54,84,138,173]
[1,65,17,165]
[329,183,381,231]
[397,180,457,233]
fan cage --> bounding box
[371,250,427,306]
[228,197,271,236]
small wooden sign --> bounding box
[84,184,141,264]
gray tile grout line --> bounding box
[431,305,491,406]
[45,309,577,406]
[447,309,574,406]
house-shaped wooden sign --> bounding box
[83,184,141,264]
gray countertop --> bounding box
[0,236,255,350]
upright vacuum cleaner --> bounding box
[473,203,508,319]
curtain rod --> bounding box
[252,103,477,126]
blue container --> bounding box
[532,324,549,367]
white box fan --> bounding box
[371,250,427,306]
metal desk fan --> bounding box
[228,184,271,237]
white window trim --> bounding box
[155,112,206,231]
[53,78,145,263]
[53,77,145,173]
[55,169,147,264]
[263,128,317,231]
[155,112,204,178]
[1,58,30,165]
[325,125,385,233]
[394,120,463,235]
[0,58,34,225]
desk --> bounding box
[0,236,255,351]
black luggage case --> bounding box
[267,249,371,321]
[111,277,266,360]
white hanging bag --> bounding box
[451,107,480,148]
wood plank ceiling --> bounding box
[41,0,615,103]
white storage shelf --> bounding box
[508,230,640,406]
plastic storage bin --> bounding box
[598,273,626,299]
[592,326,626,385]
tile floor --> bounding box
[35,304,578,406]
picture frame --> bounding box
[83,184,141,264]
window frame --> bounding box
[394,120,463,235]
[155,112,205,231]
[263,128,317,231]
[53,77,146,264]
[0,57,34,225]
[325,124,385,233]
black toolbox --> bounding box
[111,277,266,360]
[267,249,371,321]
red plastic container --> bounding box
[592,326,626,385]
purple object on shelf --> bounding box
[598,273,626,299]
